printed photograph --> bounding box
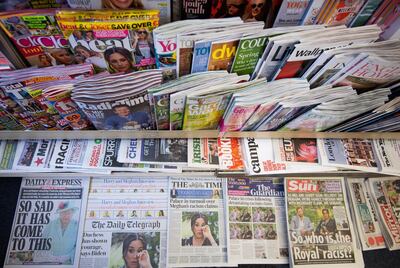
[229,206,252,222]
[252,207,275,223]
[229,223,253,240]
[181,211,219,246]
[7,251,33,265]
[384,179,400,208]
[109,232,160,268]
[253,224,277,240]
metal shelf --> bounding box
[0,130,399,140]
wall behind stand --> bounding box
[0,178,399,268]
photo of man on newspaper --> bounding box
[315,208,337,236]
[109,232,160,268]
[289,207,313,237]
[181,212,219,246]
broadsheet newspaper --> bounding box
[346,178,385,250]
[80,177,168,268]
[368,177,400,250]
[167,176,227,267]
[285,177,364,268]
[4,177,90,268]
[225,177,289,265]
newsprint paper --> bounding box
[80,177,168,268]
[346,178,385,251]
[5,177,90,268]
[284,177,364,268]
[225,177,289,265]
[368,177,400,250]
[167,176,227,267]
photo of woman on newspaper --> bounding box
[181,212,219,246]
[110,232,160,268]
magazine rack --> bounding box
[0,130,398,140]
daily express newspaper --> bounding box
[285,177,363,268]
[368,177,400,250]
[4,177,90,268]
[80,177,168,268]
[225,177,289,265]
[346,178,385,250]
[167,176,227,267]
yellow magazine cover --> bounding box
[58,19,159,31]
[56,9,160,22]
[207,39,240,71]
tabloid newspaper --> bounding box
[4,177,90,267]
[225,177,289,265]
[285,177,364,268]
[346,178,385,250]
[80,177,168,268]
[187,138,219,169]
[167,176,228,267]
[368,177,400,250]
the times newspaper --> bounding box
[285,177,364,268]
[167,176,227,267]
[187,138,219,169]
[225,177,289,265]
[79,177,168,268]
[5,177,90,267]
[368,177,400,250]
[346,178,385,250]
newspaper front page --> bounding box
[225,177,289,265]
[167,176,227,267]
[368,177,400,250]
[187,138,219,169]
[80,177,168,268]
[4,177,90,268]
[346,178,385,250]
[285,177,363,268]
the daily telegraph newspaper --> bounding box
[5,177,90,268]
[187,138,219,169]
[368,177,400,250]
[346,178,385,250]
[285,177,364,268]
[80,177,168,268]
[225,177,288,265]
[167,176,227,267]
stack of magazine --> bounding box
[5,175,400,267]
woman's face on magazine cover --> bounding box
[76,48,91,59]
[109,52,131,72]
[193,217,206,239]
[250,0,265,17]
[110,0,134,9]
[125,240,144,268]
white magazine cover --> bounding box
[318,138,381,173]
[80,176,168,268]
[242,138,337,175]
[4,177,90,268]
[187,138,219,169]
[225,177,289,265]
[373,139,400,176]
[368,177,400,250]
[167,176,228,267]
[346,178,386,251]
[284,177,364,268]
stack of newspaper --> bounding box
[71,69,163,130]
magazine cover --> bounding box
[208,38,240,71]
[187,138,219,168]
[346,178,386,250]
[226,177,289,264]
[4,177,90,268]
[58,16,159,73]
[273,0,311,27]
[285,177,364,268]
[80,177,168,268]
[0,12,73,68]
[368,177,400,250]
[324,0,366,26]
[167,176,228,267]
